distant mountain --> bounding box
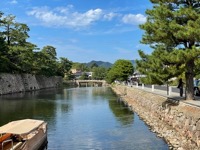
[84,60,135,68]
[86,60,113,68]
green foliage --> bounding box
[64,72,75,80]
[57,57,72,77]
[79,72,88,80]
[106,59,134,84]
[41,46,57,60]
[39,46,57,76]
[90,63,98,69]
[106,69,117,84]
[33,46,59,76]
[0,36,11,72]
[0,11,72,76]
[137,0,200,99]
[92,67,107,80]
[72,63,89,72]
[0,13,35,73]
[136,45,185,85]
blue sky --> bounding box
[1,0,152,63]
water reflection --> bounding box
[109,99,134,126]
[0,88,64,126]
[0,87,168,150]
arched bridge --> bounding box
[75,80,107,87]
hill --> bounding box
[86,60,113,68]
[84,60,135,68]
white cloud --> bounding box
[27,6,103,28]
[103,12,118,21]
[10,0,18,4]
[55,5,74,14]
[27,5,146,29]
[122,14,146,25]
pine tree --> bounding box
[136,0,200,100]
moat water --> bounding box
[0,87,168,150]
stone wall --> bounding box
[35,75,62,89]
[112,85,200,150]
[0,73,63,95]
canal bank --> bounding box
[0,87,169,149]
[0,73,63,95]
[112,85,200,150]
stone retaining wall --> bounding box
[0,73,63,95]
[112,85,200,150]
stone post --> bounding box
[152,85,154,92]
[142,84,144,89]
[169,86,172,96]
[136,82,138,88]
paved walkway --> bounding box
[130,85,200,108]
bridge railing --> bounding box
[75,80,107,87]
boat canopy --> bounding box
[0,119,45,135]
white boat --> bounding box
[0,119,47,150]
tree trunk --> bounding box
[185,60,194,100]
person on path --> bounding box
[177,78,184,97]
